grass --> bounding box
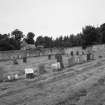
[0,52,105,105]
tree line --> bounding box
[0,23,105,51]
[0,29,35,51]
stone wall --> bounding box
[0,44,105,61]
[0,48,59,61]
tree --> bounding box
[99,23,105,43]
[35,36,45,47]
[82,25,100,48]
[54,36,63,48]
[43,36,53,48]
[69,34,76,47]
[62,36,71,47]
[11,29,23,41]
[75,33,83,46]
[0,34,15,51]
[35,36,53,48]
[11,29,23,50]
[9,38,21,50]
[25,32,35,44]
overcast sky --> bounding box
[0,0,105,38]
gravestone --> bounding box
[76,51,79,56]
[78,55,84,64]
[48,54,51,60]
[75,55,80,64]
[51,62,61,72]
[91,53,95,60]
[6,74,19,82]
[68,56,75,67]
[87,53,91,61]
[23,54,27,63]
[48,51,51,60]
[0,67,5,82]
[38,63,47,74]
[55,53,64,70]
[75,51,80,64]
[82,55,87,62]
[23,51,27,63]
[25,68,35,79]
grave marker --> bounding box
[38,63,47,74]
[55,53,64,70]
[75,55,80,64]
[78,55,84,64]
[48,51,51,60]
[68,56,75,67]
[51,62,61,72]
[7,74,19,81]
[25,68,35,79]
[82,55,87,62]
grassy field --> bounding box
[0,54,105,105]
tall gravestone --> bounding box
[48,50,51,60]
[75,51,80,64]
[82,51,87,62]
[55,52,64,70]
[38,63,47,74]
[68,51,75,67]
[23,51,27,63]
[87,52,91,61]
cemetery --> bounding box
[0,45,105,105]
[0,0,105,104]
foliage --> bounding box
[35,36,53,48]
[25,32,35,44]
[0,23,105,51]
[99,23,105,43]
[11,29,23,41]
[82,25,101,47]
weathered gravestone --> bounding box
[75,55,80,64]
[51,62,61,72]
[25,68,35,79]
[7,74,19,81]
[75,51,80,64]
[55,53,64,70]
[48,51,51,60]
[0,67,5,82]
[23,51,27,63]
[68,56,75,67]
[76,51,79,56]
[38,63,47,74]
[78,55,84,64]
[87,53,91,61]
[23,54,27,63]
[82,54,87,62]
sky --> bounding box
[0,0,105,38]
